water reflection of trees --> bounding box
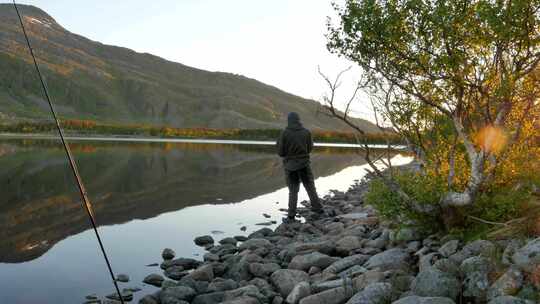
[0,139,388,263]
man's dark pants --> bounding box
[285,165,322,218]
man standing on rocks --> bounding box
[277,112,324,223]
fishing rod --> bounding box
[11,2,126,303]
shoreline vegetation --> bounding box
[0,119,402,145]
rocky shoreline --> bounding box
[92,178,540,304]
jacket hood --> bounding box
[287,112,303,130]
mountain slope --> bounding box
[0,4,378,132]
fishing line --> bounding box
[12,1,126,303]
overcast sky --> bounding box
[4,0,373,120]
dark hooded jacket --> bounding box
[276,112,314,171]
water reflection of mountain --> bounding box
[0,140,374,263]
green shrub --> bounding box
[365,170,445,232]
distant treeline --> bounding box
[0,119,403,144]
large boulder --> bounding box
[345,282,395,304]
[411,268,460,300]
[392,296,455,304]
[288,252,339,271]
[286,282,311,304]
[364,248,410,272]
[512,238,540,272]
[270,269,310,297]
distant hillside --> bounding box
[0,4,379,132]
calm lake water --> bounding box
[0,138,410,304]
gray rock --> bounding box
[249,262,281,277]
[352,271,385,291]
[270,269,310,297]
[419,253,440,272]
[164,257,200,270]
[449,240,496,264]
[249,277,278,299]
[248,227,274,239]
[323,254,370,276]
[162,248,176,260]
[235,235,249,242]
[195,235,215,246]
[289,252,339,271]
[160,286,196,303]
[312,278,352,293]
[291,240,335,256]
[165,266,188,280]
[512,238,540,272]
[222,296,260,304]
[308,266,321,275]
[338,265,367,278]
[365,229,389,249]
[207,278,239,293]
[223,285,265,303]
[223,255,252,281]
[336,236,362,255]
[273,296,284,304]
[192,291,225,304]
[143,273,164,287]
[488,296,535,304]
[220,237,238,246]
[345,282,394,304]
[438,240,459,258]
[389,275,415,292]
[162,280,179,289]
[487,267,524,300]
[204,253,220,262]
[411,268,460,300]
[239,238,272,251]
[178,276,209,294]
[188,264,214,282]
[338,213,369,220]
[460,256,492,299]
[433,259,459,277]
[106,289,133,302]
[139,295,159,304]
[115,273,129,282]
[364,248,410,272]
[392,296,455,304]
[286,282,311,304]
[299,287,353,304]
